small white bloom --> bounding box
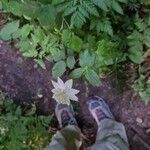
[51,78,79,105]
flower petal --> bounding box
[65,79,73,88]
[51,88,59,93]
[51,80,59,89]
[69,94,78,101]
[70,89,80,95]
[66,101,70,105]
[57,77,65,89]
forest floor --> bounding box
[0,41,149,150]
[0,11,150,150]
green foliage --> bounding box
[0,92,53,150]
[79,49,95,67]
[67,56,75,69]
[69,68,84,79]
[90,17,113,36]
[0,21,19,40]
[133,75,150,102]
[52,60,66,78]
[0,0,150,88]
[1,0,57,27]
[61,29,83,52]
[53,0,125,28]
[96,39,124,66]
[85,69,101,86]
[127,14,150,64]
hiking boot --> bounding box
[55,103,77,128]
[87,95,114,125]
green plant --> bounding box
[133,75,150,102]
[0,0,149,89]
[127,14,150,64]
[0,92,54,150]
[52,0,126,28]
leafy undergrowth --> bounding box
[0,0,149,102]
[0,92,54,150]
[133,74,150,103]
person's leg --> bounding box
[88,96,129,150]
[44,104,82,150]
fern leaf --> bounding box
[135,15,147,32]
[82,1,99,17]
[71,11,86,28]
[63,6,77,16]
[52,0,66,5]
[55,1,72,13]
[90,17,113,36]
[91,0,108,11]
[78,6,89,18]
[111,0,123,14]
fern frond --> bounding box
[82,1,99,17]
[55,1,73,13]
[54,0,124,28]
[90,17,113,36]
[91,0,108,11]
[71,11,86,28]
[111,0,123,14]
[78,5,89,18]
[63,6,77,16]
[135,15,147,32]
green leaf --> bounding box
[112,0,123,14]
[61,29,72,45]
[25,104,36,116]
[17,39,38,58]
[96,39,123,66]
[67,56,75,69]
[82,1,99,17]
[117,0,127,3]
[79,50,95,67]
[33,26,46,43]
[21,1,40,20]
[1,1,23,17]
[39,115,53,127]
[34,59,46,69]
[69,35,83,52]
[52,60,66,78]
[128,48,143,64]
[15,106,22,116]
[90,18,113,36]
[62,30,83,52]
[85,69,101,86]
[91,0,108,11]
[144,32,150,47]
[87,35,97,50]
[23,50,38,58]
[0,21,19,41]
[37,4,57,26]
[18,24,33,39]
[52,50,66,62]
[71,11,85,28]
[63,6,77,16]
[0,1,2,9]
[69,68,84,79]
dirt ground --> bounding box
[0,41,150,150]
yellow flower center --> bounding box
[56,90,68,103]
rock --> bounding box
[136,117,143,124]
[146,128,150,134]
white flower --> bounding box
[51,78,79,105]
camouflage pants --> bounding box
[45,119,129,150]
